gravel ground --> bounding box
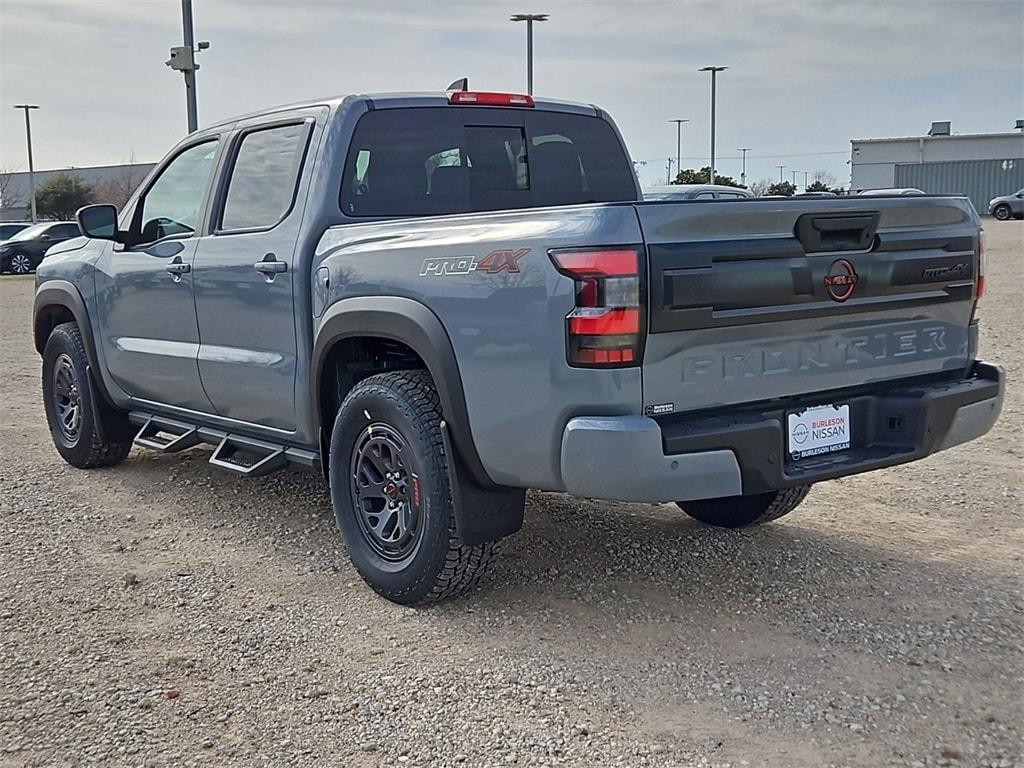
[0,222,1021,768]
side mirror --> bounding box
[76,204,120,241]
[39,234,53,242]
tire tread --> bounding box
[335,370,497,604]
[677,484,811,528]
[44,323,131,469]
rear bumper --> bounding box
[559,362,1003,502]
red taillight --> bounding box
[549,249,637,277]
[550,247,644,368]
[448,91,535,107]
[568,308,640,335]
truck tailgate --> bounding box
[637,197,980,415]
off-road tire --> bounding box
[41,322,132,468]
[677,485,811,528]
[328,370,498,605]
[992,204,1012,221]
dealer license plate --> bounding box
[787,404,851,461]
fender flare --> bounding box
[311,296,495,489]
[34,280,94,358]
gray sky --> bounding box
[1,0,1022,189]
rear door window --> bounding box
[220,123,310,231]
[340,107,636,217]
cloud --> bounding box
[1,0,1020,188]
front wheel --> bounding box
[677,485,811,528]
[993,204,1012,221]
[328,370,498,605]
[42,322,132,468]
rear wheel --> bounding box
[328,370,498,605]
[993,204,1012,221]
[677,485,811,528]
[41,322,132,468]
[9,253,33,274]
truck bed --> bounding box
[314,194,981,491]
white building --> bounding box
[850,124,1023,213]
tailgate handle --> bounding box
[795,212,879,253]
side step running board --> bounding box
[128,411,319,477]
[134,416,202,453]
[209,435,287,477]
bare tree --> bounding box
[748,179,773,197]
[94,152,147,211]
[806,169,846,195]
[812,169,838,188]
[0,166,24,213]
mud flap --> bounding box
[85,364,134,444]
[440,420,525,546]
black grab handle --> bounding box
[795,212,880,253]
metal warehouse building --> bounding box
[850,124,1024,215]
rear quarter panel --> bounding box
[314,204,643,489]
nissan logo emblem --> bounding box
[824,258,859,302]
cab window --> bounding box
[220,123,309,231]
[134,141,218,245]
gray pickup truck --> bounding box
[33,90,1003,604]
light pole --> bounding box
[777,165,786,183]
[803,170,810,190]
[668,119,689,182]
[666,158,675,184]
[510,13,549,95]
[13,104,39,223]
[166,0,210,133]
[737,147,751,187]
[791,170,799,186]
[698,66,728,185]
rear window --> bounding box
[340,107,636,217]
[50,224,81,238]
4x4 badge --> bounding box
[824,258,858,302]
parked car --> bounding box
[857,188,925,196]
[988,189,1024,221]
[0,222,32,240]
[0,221,80,274]
[33,89,1002,605]
[644,184,753,200]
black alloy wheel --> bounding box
[349,422,423,563]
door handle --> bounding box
[165,257,191,282]
[254,253,287,275]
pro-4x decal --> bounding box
[420,248,529,277]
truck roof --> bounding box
[204,91,603,131]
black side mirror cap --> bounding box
[76,204,123,242]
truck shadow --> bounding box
[113,448,1017,662]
